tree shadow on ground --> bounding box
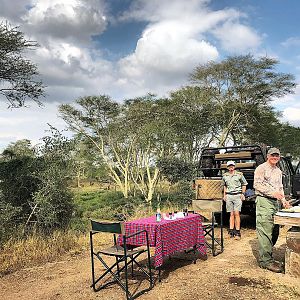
[154,250,207,283]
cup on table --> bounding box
[183,208,188,217]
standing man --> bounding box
[222,161,248,240]
[254,147,291,273]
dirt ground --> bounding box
[1,218,300,300]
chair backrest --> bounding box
[192,200,223,221]
[91,220,124,234]
[192,199,223,212]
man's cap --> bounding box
[267,147,280,155]
[226,160,235,167]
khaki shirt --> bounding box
[222,171,248,193]
[254,162,283,198]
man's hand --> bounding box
[282,199,291,209]
[241,194,245,201]
[272,191,284,200]
[223,195,227,202]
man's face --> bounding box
[227,165,235,171]
[267,153,280,165]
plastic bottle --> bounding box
[156,208,162,222]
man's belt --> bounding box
[258,195,277,201]
[226,192,242,195]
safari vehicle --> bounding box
[193,144,300,216]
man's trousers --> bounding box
[256,195,280,267]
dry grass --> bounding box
[0,204,187,277]
[0,231,89,276]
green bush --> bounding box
[0,196,22,245]
[72,190,145,231]
[152,180,193,209]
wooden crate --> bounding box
[195,179,223,200]
[215,151,252,160]
[220,162,256,169]
[285,230,300,278]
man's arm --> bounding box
[240,174,247,200]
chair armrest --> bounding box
[125,229,147,239]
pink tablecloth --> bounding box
[121,213,206,267]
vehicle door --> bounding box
[278,158,293,196]
[293,161,300,198]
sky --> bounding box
[1,0,300,150]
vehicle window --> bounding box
[296,163,300,175]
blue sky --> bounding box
[0,0,300,150]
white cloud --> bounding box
[275,84,300,127]
[283,108,300,121]
[22,0,108,44]
[117,22,219,95]
[0,101,70,151]
[282,107,300,127]
[1,0,264,102]
[212,21,262,53]
[114,0,263,95]
[281,37,300,48]
[0,0,282,146]
[0,0,29,23]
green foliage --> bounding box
[72,190,145,230]
[0,22,44,107]
[0,194,22,244]
[0,157,40,215]
[190,54,296,146]
[274,123,300,159]
[157,157,195,184]
[32,128,75,231]
[0,128,75,241]
[70,136,109,187]
[2,139,35,159]
[59,95,133,198]
[168,86,214,160]
[152,181,194,209]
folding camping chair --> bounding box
[90,220,153,300]
[192,200,224,256]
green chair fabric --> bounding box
[192,200,224,256]
[90,220,153,299]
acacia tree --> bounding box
[59,95,134,198]
[2,139,35,159]
[0,22,44,107]
[70,137,108,187]
[123,95,178,203]
[168,86,215,161]
[274,123,300,159]
[60,94,179,204]
[190,55,296,146]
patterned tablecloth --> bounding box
[121,213,206,267]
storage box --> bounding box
[195,179,223,200]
